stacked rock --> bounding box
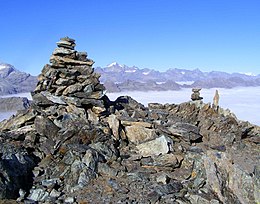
[33,37,107,117]
[191,88,203,101]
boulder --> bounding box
[136,135,173,157]
[124,123,156,144]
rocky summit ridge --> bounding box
[0,37,259,204]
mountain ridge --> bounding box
[96,62,260,92]
[0,61,260,95]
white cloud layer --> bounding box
[0,87,259,126]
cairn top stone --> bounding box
[60,36,75,43]
[56,37,76,49]
[192,88,201,92]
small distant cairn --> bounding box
[191,88,203,101]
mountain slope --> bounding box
[0,63,37,95]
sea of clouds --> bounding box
[0,87,259,126]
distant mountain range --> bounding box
[0,61,260,95]
[0,63,37,95]
[96,62,260,92]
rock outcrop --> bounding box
[0,37,259,203]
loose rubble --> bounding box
[0,37,259,204]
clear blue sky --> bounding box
[0,0,259,75]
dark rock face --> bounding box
[0,37,259,203]
[0,142,37,199]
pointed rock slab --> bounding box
[107,114,120,139]
[82,149,99,171]
[42,92,66,105]
[136,135,173,157]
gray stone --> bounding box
[65,197,75,203]
[28,188,49,201]
[50,55,94,66]
[42,91,66,104]
[53,47,76,55]
[63,84,82,95]
[156,173,170,184]
[56,39,76,50]
[97,163,118,177]
[55,78,75,86]
[77,52,87,61]
[124,121,155,144]
[34,116,59,138]
[32,92,54,106]
[107,114,120,139]
[41,178,59,188]
[82,149,99,171]
[136,135,173,157]
[50,189,61,198]
[83,84,94,94]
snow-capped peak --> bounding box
[142,71,150,75]
[0,64,8,70]
[239,72,256,76]
[107,62,122,68]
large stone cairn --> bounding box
[33,37,106,110]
